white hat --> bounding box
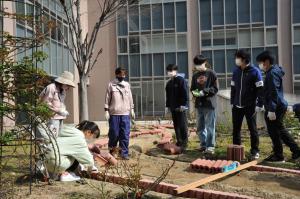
[55,71,76,88]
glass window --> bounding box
[294,46,300,73]
[225,0,237,24]
[252,47,264,64]
[265,0,277,26]
[201,50,213,66]
[238,29,251,47]
[43,43,51,74]
[164,3,175,29]
[294,82,300,94]
[51,41,57,75]
[129,5,139,31]
[118,55,129,72]
[16,1,25,24]
[118,38,128,53]
[226,30,237,47]
[142,81,153,116]
[201,32,212,47]
[152,34,164,53]
[213,0,224,25]
[293,0,300,23]
[200,0,211,30]
[140,35,152,53]
[142,54,152,76]
[50,17,57,40]
[226,49,237,73]
[165,53,176,67]
[213,31,225,46]
[294,26,300,43]
[117,8,128,36]
[238,0,250,23]
[266,47,278,63]
[252,29,264,47]
[141,5,151,30]
[152,4,163,29]
[177,52,188,78]
[177,34,187,50]
[131,87,141,117]
[266,28,277,45]
[251,0,263,22]
[153,53,164,76]
[57,44,63,74]
[129,36,140,53]
[63,47,69,72]
[176,2,187,32]
[214,50,226,73]
[154,81,165,116]
[129,55,140,77]
[164,34,176,52]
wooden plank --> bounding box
[175,160,258,194]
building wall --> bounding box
[292,0,300,94]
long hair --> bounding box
[76,120,100,138]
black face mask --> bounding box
[117,77,125,82]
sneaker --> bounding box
[205,148,215,155]
[197,147,206,152]
[251,152,260,160]
[264,154,285,163]
[60,172,81,182]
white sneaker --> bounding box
[252,153,260,160]
[205,148,215,155]
[60,172,80,182]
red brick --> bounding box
[203,191,212,199]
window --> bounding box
[214,50,226,73]
[177,34,187,50]
[294,26,300,43]
[293,0,300,23]
[118,55,129,72]
[63,47,69,72]
[152,34,164,53]
[154,81,165,116]
[201,50,213,66]
[176,2,187,32]
[16,1,25,25]
[141,5,151,30]
[164,34,176,52]
[238,29,251,47]
[153,53,164,76]
[165,53,176,67]
[117,8,128,36]
[266,28,277,45]
[201,32,212,47]
[142,81,153,115]
[225,0,237,24]
[251,0,263,22]
[51,41,57,75]
[226,49,237,73]
[238,0,250,23]
[252,48,264,64]
[226,30,237,47]
[129,36,140,53]
[266,47,278,63]
[177,52,188,78]
[152,4,163,29]
[213,31,225,46]
[213,0,224,25]
[130,55,140,77]
[142,54,152,76]
[164,3,175,29]
[118,38,128,53]
[252,29,264,47]
[129,6,139,31]
[200,0,211,30]
[140,35,152,53]
[265,0,277,26]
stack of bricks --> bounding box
[162,143,182,155]
[227,144,245,162]
[190,159,239,173]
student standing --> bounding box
[165,64,189,151]
[190,55,218,154]
[231,50,264,160]
[104,67,135,160]
[256,51,300,162]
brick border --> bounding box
[249,165,300,175]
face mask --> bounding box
[167,71,176,77]
[259,63,264,71]
[235,58,242,66]
[117,76,125,82]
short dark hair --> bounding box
[166,64,178,71]
[193,55,207,65]
[76,120,100,138]
[235,49,250,64]
[256,51,274,65]
[115,67,127,75]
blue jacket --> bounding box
[230,64,264,107]
[263,65,288,112]
[166,75,188,111]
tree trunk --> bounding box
[79,75,89,121]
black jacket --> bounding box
[190,69,218,109]
[165,75,188,111]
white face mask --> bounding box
[235,58,242,67]
[167,71,176,77]
[259,63,264,71]
[196,63,206,71]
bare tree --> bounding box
[58,0,139,121]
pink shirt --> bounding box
[40,83,66,120]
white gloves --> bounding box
[165,107,170,114]
[199,90,205,97]
[58,109,69,117]
[267,112,276,121]
[105,111,110,120]
[131,109,135,120]
[255,106,264,112]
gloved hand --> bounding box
[105,111,110,120]
[267,112,276,121]
[255,106,264,112]
[91,165,99,173]
[165,107,170,114]
[131,109,135,120]
[192,89,205,97]
[179,106,187,112]
[58,109,69,117]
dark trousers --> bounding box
[108,115,131,158]
[265,109,300,158]
[171,110,188,148]
[232,105,259,154]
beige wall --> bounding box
[87,0,117,121]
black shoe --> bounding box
[197,147,206,152]
[264,154,285,162]
[292,152,300,160]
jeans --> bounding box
[265,109,300,158]
[232,105,259,154]
[197,107,216,149]
[171,110,188,148]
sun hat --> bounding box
[55,71,76,87]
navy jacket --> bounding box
[263,65,288,112]
[230,64,263,107]
[165,75,188,111]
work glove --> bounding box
[179,106,187,112]
[130,109,135,120]
[58,109,69,117]
[255,106,264,112]
[267,112,276,121]
[105,111,110,121]
[165,107,170,114]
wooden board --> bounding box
[175,160,258,194]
